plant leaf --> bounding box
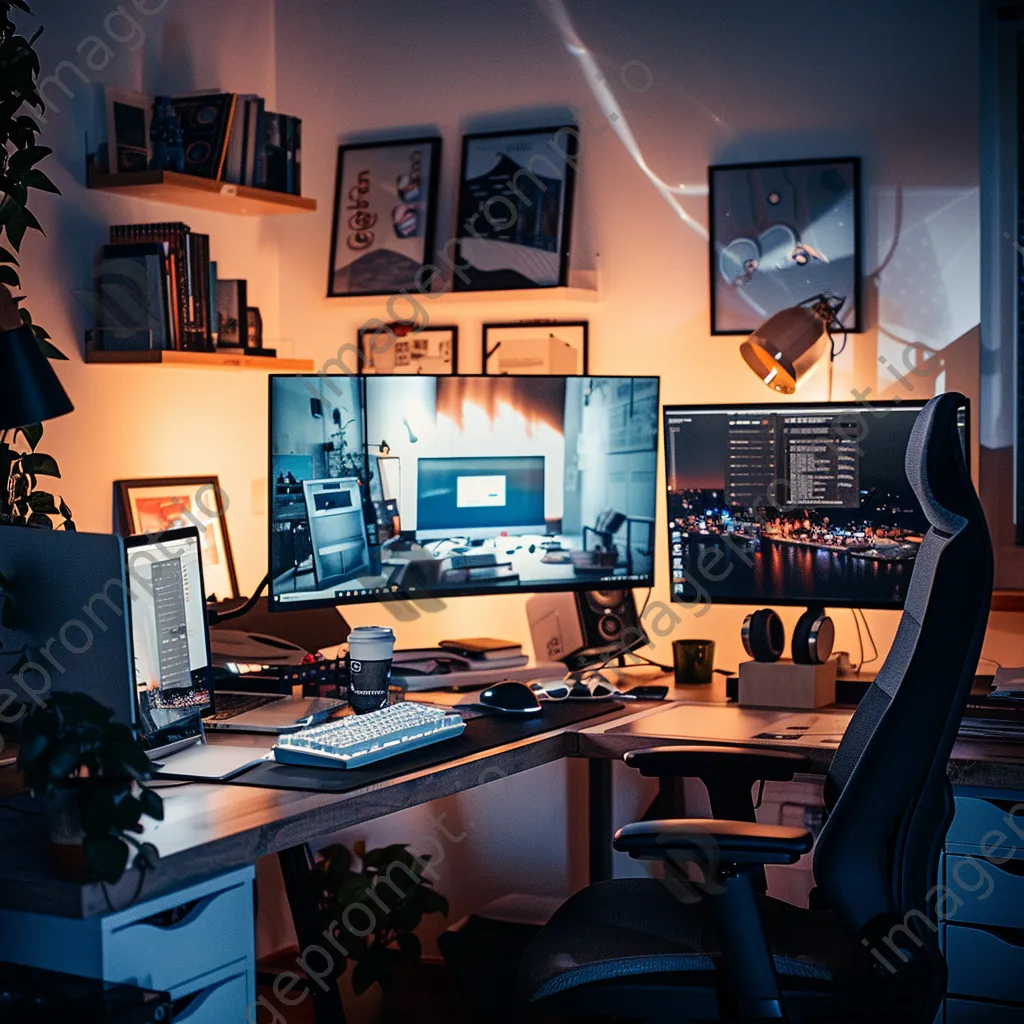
[139,786,164,821]
[27,491,57,513]
[23,168,59,195]
[0,247,19,265]
[84,834,130,885]
[134,841,160,871]
[8,145,52,172]
[395,932,421,962]
[0,265,19,287]
[20,453,59,477]
[17,423,42,450]
[26,511,52,529]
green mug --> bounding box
[673,639,715,685]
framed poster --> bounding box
[115,477,239,601]
[453,126,578,291]
[104,87,153,174]
[328,137,442,297]
[356,323,459,375]
[482,320,588,375]
[709,157,862,335]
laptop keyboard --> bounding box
[206,693,281,720]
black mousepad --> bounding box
[223,701,627,793]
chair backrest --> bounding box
[813,393,993,942]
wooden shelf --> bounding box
[992,590,1024,613]
[87,169,317,216]
[85,350,314,371]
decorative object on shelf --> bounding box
[312,840,449,996]
[482,319,588,375]
[149,95,185,173]
[104,87,153,174]
[0,0,73,529]
[16,692,163,884]
[215,278,248,347]
[328,136,441,297]
[116,476,239,600]
[169,93,237,180]
[709,157,861,335]
[246,306,263,350]
[453,125,578,291]
[356,322,458,375]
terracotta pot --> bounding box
[46,787,88,881]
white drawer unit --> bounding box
[941,795,1024,1019]
[0,867,255,1016]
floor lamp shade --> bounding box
[739,306,828,394]
[0,325,74,430]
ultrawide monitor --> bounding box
[663,399,968,609]
[269,374,660,608]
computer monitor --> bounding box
[663,399,969,609]
[269,374,661,608]
[123,527,214,755]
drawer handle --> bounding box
[172,974,242,1022]
[115,884,241,936]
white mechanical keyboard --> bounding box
[273,702,466,769]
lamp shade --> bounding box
[0,324,74,429]
[739,306,828,394]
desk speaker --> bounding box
[526,589,647,671]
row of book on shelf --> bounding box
[92,223,268,356]
[104,88,301,195]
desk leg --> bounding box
[279,844,348,1024]
[589,759,613,884]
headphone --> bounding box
[741,608,835,665]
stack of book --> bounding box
[93,223,270,356]
[164,92,301,195]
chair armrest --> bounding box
[613,818,813,865]
[624,745,811,783]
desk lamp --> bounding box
[0,319,74,518]
[739,293,847,394]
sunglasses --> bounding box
[478,676,643,715]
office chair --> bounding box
[520,393,992,1023]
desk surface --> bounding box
[1,676,1022,919]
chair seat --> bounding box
[520,878,856,1004]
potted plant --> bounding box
[17,692,164,884]
[313,840,449,996]
[0,0,73,529]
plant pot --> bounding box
[46,787,88,882]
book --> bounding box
[94,243,171,351]
[251,100,268,188]
[208,260,218,345]
[111,222,192,350]
[246,306,263,350]
[171,93,237,179]
[292,117,302,196]
[223,93,258,185]
[215,279,248,346]
[264,111,287,192]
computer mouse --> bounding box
[479,681,543,715]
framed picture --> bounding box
[115,477,239,601]
[104,87,153,174]
[709,157,862,335]
[356,323,458,375]
[453,126,578,291]
[328,137,441,297]
[482,320,588,375]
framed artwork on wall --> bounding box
[356,323,459,375]
[709,157,862,335]
[115,477,239,601]
[482,320,588,375]
[328,137,442,297]
[453,126,578,291]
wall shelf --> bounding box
[85,350,314,371]
[87,169,317,216]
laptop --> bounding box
[122,528,339,780]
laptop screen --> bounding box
[123,527,214,751]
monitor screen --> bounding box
[269,374,661,608]
[123,527,213,750]
[663,399,968,609]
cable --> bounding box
[207,574,270,626]
[857,609,879,667]
[850,608,865,675]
